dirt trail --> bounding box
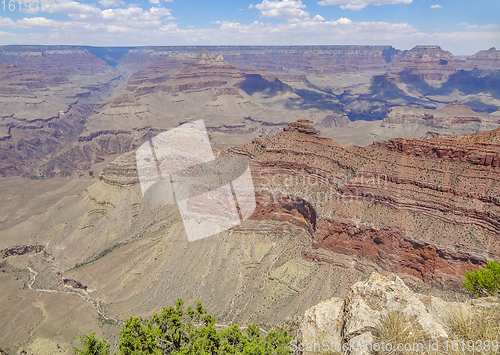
[25,266,119,324]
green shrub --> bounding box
[74,332,110,355]
[463,260,500,297]
[75,298,294,354]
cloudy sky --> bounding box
[0,0,498,54]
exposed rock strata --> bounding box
[374,127,500,167]
[228,119,500,290]
[99,151,140,186]
[123,45,401,73]
[0,47,122,177]
[466,47,500,70]
[94,118,500,290]
[377,45,462,83]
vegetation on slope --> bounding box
[463,260,500,297]
[74,298,293,355]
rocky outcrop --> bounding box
[0,245,45,259]
[466,47,500,70]
[229,119,500,290]
[310,220,486,289]
[374,127,500,167]
[380,103,500,138]
[126,48,296,96]
[283,118,318,135]
[400,45,454,61]
[320,114,351,128]
[126,49,245,95]
[62,277,88,291]
[375,46,461,83]
[298,272,500,354]
[99,151,140,186]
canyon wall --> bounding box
[229,119,500,290]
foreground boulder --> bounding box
[298,272,499,354]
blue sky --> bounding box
[0,0,498,54]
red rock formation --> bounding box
[309,219,485,289]
[228,119,500,290]
[374,127,500,167]
[283,118,318,135]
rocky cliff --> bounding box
[2,44,500,178]
[229,119,500,290]
[379,103,500,138]
[126,49,245,96]
[298,272,500,354]
[374,45,462,83]
[466,47,500,70]
[93,117,500,292]
[0,46,121,177]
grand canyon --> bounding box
[1,44,500,354]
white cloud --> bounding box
[482,24,500,29]
[52,1,102,16]
[466,23,500,30]
[410,31,500,45]
[318,0,412,10]
[60,4,174,27]
[192,17,417,44]
[430,4,441,8]
[0,14,421,45]
[2,1,498,55]
[8,2,174,35]
[17,17,58,28]
[458,22,468,26]
[99,0,125,8]
[0,16,15,27]
[149,0,173,4]
[253,0,309,20]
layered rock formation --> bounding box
[3,117,500,353]
[2,44,500,177]
[374,45,462,83]
[216,45,400,73]
[466,47,500,70]
[108,45,500,74]
[0,46,109,76]
[98,151,140,186]
[374,130,500,167]
[0,46,121,177]
[325,103,500,146]
[126,49,245,96]
[229,119,500,290]
[382,103,500,136]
